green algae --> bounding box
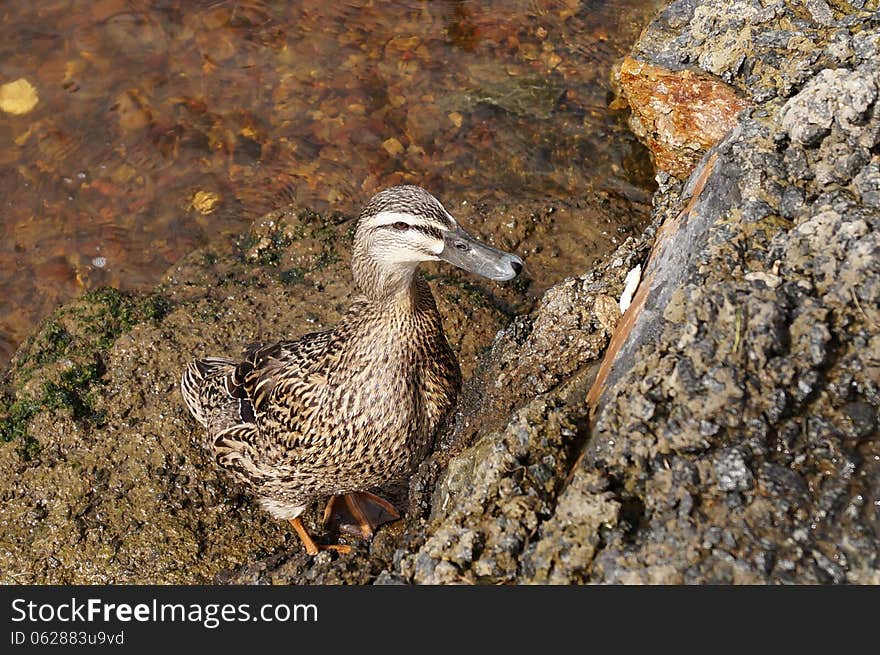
[0,396,39,443]
[42,359,107,423]
[73,288,172,351]
[1,287,174,449]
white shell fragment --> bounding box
[619,264,642,313]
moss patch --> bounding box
[76,288,171,350]
[1,287,174,449]
[0,396,39,443]
[42,359,107,423]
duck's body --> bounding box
[185,277,459,520]
[181,185,522,553]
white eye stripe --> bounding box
[360,211,426,230]
[360,210,449,231]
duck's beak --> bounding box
[439,225,524,281]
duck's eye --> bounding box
[392,221,410,231]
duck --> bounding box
[180,185,523,555]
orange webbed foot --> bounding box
[289,517,352,556]
[322,491,401,539]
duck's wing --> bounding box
[181,357,267,483]
[232,329,334,417]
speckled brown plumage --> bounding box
[181,185,522,548]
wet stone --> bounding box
[714,448,754,493]
[841,402,876,441]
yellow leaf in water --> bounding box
[0,78,39,115]
[382,137,404,156]
[191,190,221,215]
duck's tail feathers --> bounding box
[180,357,236,427]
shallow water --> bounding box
[0,0,659,367]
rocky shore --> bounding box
[1,0,877,584]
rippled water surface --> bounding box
[0,0,660,366]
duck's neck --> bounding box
[351,248,421,307]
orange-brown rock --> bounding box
[617,55,751,179]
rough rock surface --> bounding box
[619,0,880,179]
[386,1,880,584]
[580,80,880,582]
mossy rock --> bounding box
[1,288,173,456]
[0,201,523,583]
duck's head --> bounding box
[352,185,523,300]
